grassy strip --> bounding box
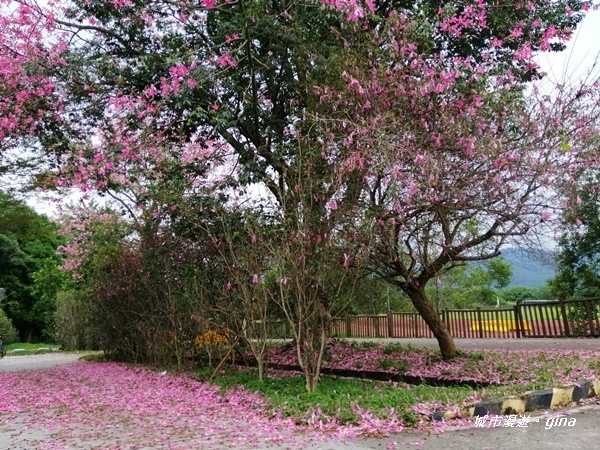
[4,342,60,355]
[198,342,600,426]
[200,367,497,425]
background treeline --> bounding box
[1,190,596,355]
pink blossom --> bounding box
[513,44,533,62]
[110,0,132,8]
[225,33,240,44]
[343,253,350,267]
[509,27,523,38]
[217,52,237,69]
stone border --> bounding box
[261,362,495,388]
[431,378,600,421]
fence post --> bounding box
[387,311,394,338]
[441,309,448,336]
[584,300,595,336]
[345,316,352,338]
[476,307,483,339]
[516,301,528,338]
[559,298,571,337]
[593,298,600,336]
[514,303,522,338]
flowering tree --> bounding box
[202,209,274,381]
[1,0,597,381]
[56,203,232,364]
[316,10,600,359]
[0,0,70,185]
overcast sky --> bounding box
[536,8,600,86]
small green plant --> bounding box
[393,360,410,372]
[378,358,410,372]
[358,341,380,350]
[81,352,107,362]
[383,343,405,355]
[379,358,394,370]
[400,409,420,427]
[467,351,486,361]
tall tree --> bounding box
[0,192,61,340]
[551,171,600,298]
[314,10,600,359]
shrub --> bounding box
[378,357,410,372]
[379,358,394,370]
[53,290,100,351]
[0,309,19,344]
[383,343,405,354]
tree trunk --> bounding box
[295,312,327,393]
[257,356,266,382]
[405,283,456,359]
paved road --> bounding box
[304,401,600,450]
[347,337,600,351]
[0,352,82,372]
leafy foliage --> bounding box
[0,191,62,341]
[428,258,513,309]
[0,308,18,344]
[501,286,541,303]
[551,171,600,298]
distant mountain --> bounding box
[499,247,557,289]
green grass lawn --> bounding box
[199,367,484,425]
[195,340,600,427]
[4,342,60,355]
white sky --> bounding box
[536,8,600,86]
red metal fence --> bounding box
[324,298,600,339]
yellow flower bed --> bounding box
[194,329,229,347]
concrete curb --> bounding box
[431,378,600,421]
